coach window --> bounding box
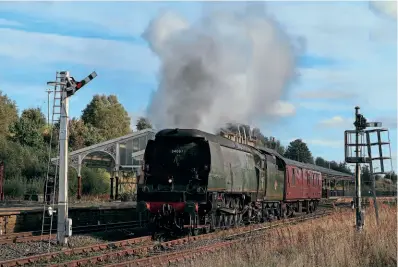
[292,168,296,186]
[297,169,301,184]
[307,172,311,185]
[291,169,294,185]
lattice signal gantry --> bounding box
[344,128,393,174]
[365,128,393,175]
[344,130,370,164]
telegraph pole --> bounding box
[45,89,52,125]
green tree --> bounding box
[83,124,105,147]
[0,135,47,181]
[337,162,352,174]
[20,145,47,179]
[257,133,285,155]
[329,161,339,170]
[315,157,352,174]
[136,117,152,131]
[0,91,18,137]
[315,157,328,168]
[11,108,46,147]
[284,139,314,164]
[0,135,24,179]
[68,118,89,151]
[46,119,105,153]
[69,118,106,150]
[81,94,130,140]
[43,122,61,154]
[361,165,371,183]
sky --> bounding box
[0,1,396,170]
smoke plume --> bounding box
[143,3,300,133]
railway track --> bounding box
[104,210,334,267]
[0,235,153,266]
[0,209,334,267]
[0,220,146,245]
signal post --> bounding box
[47,71,97,245]
[344,106,392,231]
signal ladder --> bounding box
[40,72,64,250]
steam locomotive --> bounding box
[136,128,326,237]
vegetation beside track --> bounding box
[177,204,397,267]
[0,209,333,266]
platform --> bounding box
[0,201,138,233]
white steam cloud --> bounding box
[143,3,300,133]
[370,1,397,20]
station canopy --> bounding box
[51,129,156,174]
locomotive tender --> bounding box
[137,128,343,235]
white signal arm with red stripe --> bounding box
[65,71,97,97]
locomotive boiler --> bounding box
[137,128,323,237]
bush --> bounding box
[0,135,48,181]
[2,166,111,200]
[68,167,78,197]
[0,136,24,180]
[25,179,43,195]
[3,177,44,199]
[81,167,110,195]
[3,178,26,198]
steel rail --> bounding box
[48,211,334,267]
[105,211,334,267]
[0,220,147,245]
[0,236,152,267]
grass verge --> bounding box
[180,205,397,267]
